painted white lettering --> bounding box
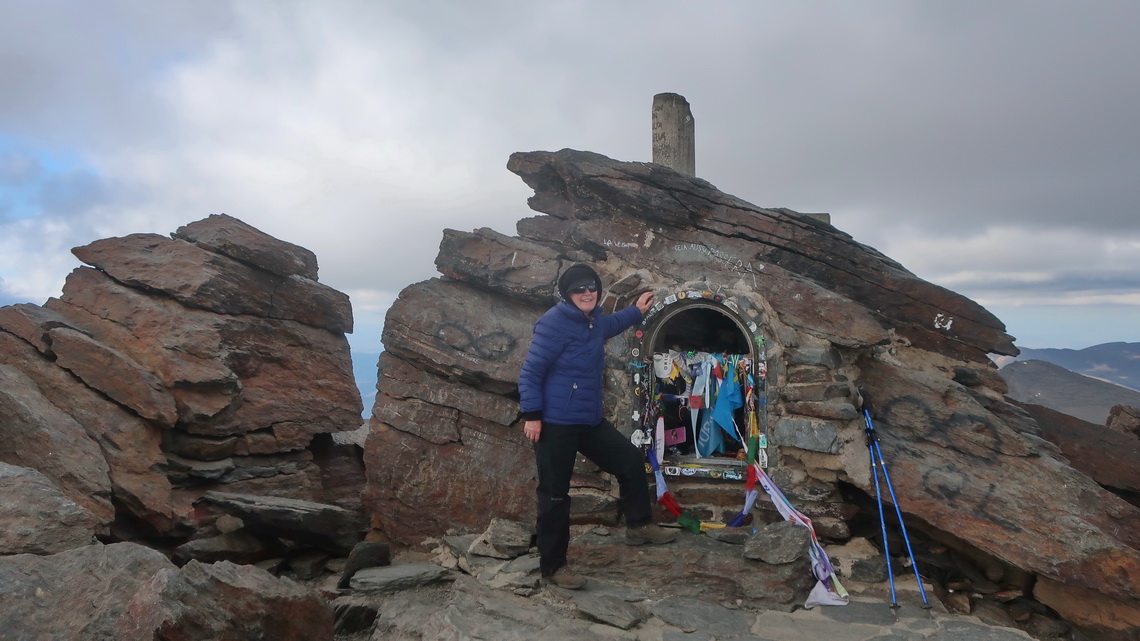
[603,238,637,248]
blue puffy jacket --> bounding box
[518,300,642,426]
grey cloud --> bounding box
[0,1,237,144]
[950,271,1140,297]
[0,151,40,185]
[40,169,109,217]
[1,0,1138,348]
[692,3,1140,235]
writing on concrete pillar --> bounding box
[652,93,695,176]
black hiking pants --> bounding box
[533,419,652,576]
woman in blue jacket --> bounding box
[518,263,675,589]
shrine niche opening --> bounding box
[629,294,770,481]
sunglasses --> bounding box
[569,283,598,295]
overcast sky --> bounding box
[2,1,1138,355]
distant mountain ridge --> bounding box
[1009,342,1140,391]
[999,357,1140,424]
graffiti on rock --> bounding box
[879,396,1008,463]
[433,322,517,361]
[671,243,761,286]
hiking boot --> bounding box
[544,567,587,590]
[626,523,677,546]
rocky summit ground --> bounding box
[349,578,1036,641]
[328,523,1056,641]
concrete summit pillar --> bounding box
[652,93,695,176]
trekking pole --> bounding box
[860,390,930,619]
[866,417,898,615]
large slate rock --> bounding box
[0,462,100,555]
[565,530,814,610]
[650,596,755,639]
[49,325,179,426]
[436,226,564,304]
[349,562,452,594]
[0,542,175,639]
[372,350,520,427]
[1014,400,1140,495]
[0,302,72,353]
[0,362,114,525]
[3,217,366,542]
[362,352,536,543]
[507,148,1015,360]
[173,213,320,280]
[372,575,602,640]
[0,331,177,532]
[72,232,351,333]
[380,277,538,394]
[201,491,365,555]
[48,265,361,439]
[116,560,334,640]
[0,214,363,541]
[0,214,371,637]
[859,358,1140,604]
[44,266,241,427]
[1033,576,1140,641]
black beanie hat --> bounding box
[558,264,602,301]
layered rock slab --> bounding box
[0,214,363,538]
[72,230,351,333]
[0,542,333,640]
[1014,400,1140,497]
[506,149,1016,361]
[0,361,114,525]
[172,213,320,280]
[0,329,174,531]
[858,356,1140,605]
[0,462,100,554]
[201,491,365,556]
[0,543,175,638]
[363,353,535,543]
[117,559,334,640]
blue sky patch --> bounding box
[0,136,105,222]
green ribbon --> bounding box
[676,511,702,534]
